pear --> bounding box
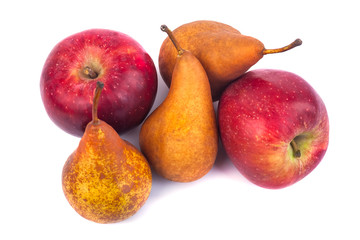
[62,81,152,223]
[159,20,302,101]
[139,25,218,182]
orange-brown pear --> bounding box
[159,20,302,101]
[62,82,152,223]
[139,25,218,182]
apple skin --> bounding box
[40,29,157,137]
[218,69,329,189]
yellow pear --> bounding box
[159,20,302,101]
[62,81,152,223]
[139,25,218,182]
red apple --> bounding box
[40,29,157,137]
[218,69,329,189]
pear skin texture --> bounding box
[62,120,152,223]
[140,51,218,182]
[159,20,265,101]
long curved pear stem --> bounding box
[161,25,184,56]
[263,38,302,55]
[92,81,104,124]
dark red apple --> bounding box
[40,29,157,137]
[218,69,329,189]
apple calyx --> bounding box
[290,139,301,158]
[161,24,184,56]
[92,81,104,125]
[83,66,99,79]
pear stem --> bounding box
[92,81,104,124]
[263,38,302,55]
[83,66,98,79]
[161,25,184,56]
[290,139,301,158]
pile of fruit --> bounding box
[40,20,329,223]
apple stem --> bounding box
[84,66,98,79]
[161,25,184,56]
[92,81,104,124]
[290,140,301,158]
[263,38,302,55]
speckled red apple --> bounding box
[40,29,157,137]
[218,69,329,189]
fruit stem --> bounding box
[92,81,104,124]
[161,25,184,56]
[263,38,302,55]
[83,66,98,79]
[290,140,301,158]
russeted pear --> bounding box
[159,20,302,101]
[62,81,152,223]
[139,25,218,183]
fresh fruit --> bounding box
[218,69,329,189]
[62,82,152,223]
[139,25,218,182]
[40,29,157,137]
[159,20,302,101]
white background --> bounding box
[1,0,359,239]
